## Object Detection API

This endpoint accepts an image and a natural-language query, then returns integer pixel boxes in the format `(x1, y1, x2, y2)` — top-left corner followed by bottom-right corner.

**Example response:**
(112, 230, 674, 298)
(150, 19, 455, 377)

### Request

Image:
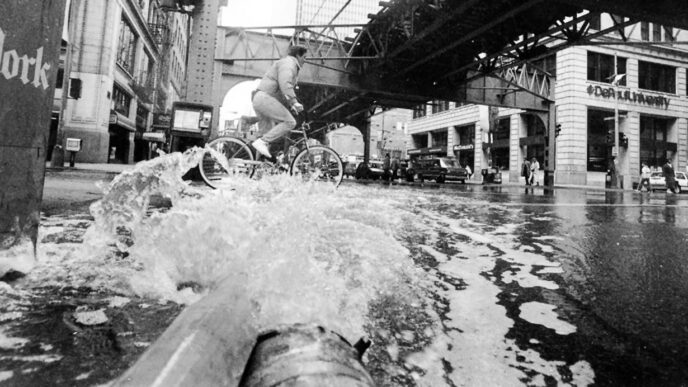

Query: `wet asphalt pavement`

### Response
(2, 171, 688, 386)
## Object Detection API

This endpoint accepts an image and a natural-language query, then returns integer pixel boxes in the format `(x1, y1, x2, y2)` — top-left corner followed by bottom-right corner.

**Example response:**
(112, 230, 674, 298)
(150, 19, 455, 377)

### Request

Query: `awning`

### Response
(141, 132, 166, 143)
(109, 110, 136, 132)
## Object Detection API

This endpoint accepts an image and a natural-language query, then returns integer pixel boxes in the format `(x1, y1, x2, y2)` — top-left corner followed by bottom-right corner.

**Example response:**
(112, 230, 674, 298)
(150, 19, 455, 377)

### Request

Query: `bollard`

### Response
(0, 0, 67, 277)
(239, 324, 375, 387)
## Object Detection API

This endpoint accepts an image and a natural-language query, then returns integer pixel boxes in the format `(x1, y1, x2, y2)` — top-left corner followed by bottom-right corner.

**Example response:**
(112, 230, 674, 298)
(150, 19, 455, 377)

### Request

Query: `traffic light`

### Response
(619, 132, 628, 148)
(606, 129, 614, 144)
(555, 124, 562, 137)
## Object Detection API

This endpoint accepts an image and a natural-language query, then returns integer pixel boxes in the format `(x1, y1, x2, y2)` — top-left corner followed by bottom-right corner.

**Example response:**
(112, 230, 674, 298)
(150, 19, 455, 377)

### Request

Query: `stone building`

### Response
(51, 0, 191, 164)
(406, 15, 688, 187)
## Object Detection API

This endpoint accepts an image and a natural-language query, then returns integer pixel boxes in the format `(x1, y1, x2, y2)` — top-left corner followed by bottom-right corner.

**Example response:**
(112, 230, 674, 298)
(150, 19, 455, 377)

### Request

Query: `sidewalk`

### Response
(45, 162, 135, 175)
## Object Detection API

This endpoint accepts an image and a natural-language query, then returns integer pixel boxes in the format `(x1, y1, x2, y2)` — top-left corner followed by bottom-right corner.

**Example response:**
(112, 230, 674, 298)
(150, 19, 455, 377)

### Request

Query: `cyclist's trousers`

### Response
(252, 90, 297, 144)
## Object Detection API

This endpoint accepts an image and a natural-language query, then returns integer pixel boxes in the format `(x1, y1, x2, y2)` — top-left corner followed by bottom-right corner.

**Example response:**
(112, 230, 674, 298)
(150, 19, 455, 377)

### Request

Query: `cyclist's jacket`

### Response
(256, 55, 301, 108)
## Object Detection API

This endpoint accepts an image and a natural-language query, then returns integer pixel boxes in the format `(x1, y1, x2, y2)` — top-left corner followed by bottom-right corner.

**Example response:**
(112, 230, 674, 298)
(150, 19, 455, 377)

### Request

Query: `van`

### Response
(406, 157, 468, 183)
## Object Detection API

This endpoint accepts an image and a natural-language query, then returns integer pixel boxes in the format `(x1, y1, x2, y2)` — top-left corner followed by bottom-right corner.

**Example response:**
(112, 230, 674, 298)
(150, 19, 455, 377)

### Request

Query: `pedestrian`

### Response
(391, 157, 400, 181)
(530, 157, 540, 186)
(464, 162, 472, 180)
(663, 159, 677, 194)
(383, 153, 391, 181)
(522, 158, 531, 186)
(637, 162, 651, 192)
(251, 45, 308, 158)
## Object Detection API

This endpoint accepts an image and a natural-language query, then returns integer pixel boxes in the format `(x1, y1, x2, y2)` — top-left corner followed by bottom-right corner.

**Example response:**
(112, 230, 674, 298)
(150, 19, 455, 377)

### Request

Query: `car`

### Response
(344, 161, 357, 178)
(649, 171, 687, 193)
(406, 157, 468, 183)
(355, 160, 385, 180)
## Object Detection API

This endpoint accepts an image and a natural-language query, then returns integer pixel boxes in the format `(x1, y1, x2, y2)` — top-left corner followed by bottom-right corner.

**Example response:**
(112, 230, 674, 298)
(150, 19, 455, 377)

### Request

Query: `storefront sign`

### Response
(408, 147, 447, 155)
(453, 144, 474, 151)
(153, 113, 171, 127)
(141, 132, 166, 143)
(586, 84, 670, 109)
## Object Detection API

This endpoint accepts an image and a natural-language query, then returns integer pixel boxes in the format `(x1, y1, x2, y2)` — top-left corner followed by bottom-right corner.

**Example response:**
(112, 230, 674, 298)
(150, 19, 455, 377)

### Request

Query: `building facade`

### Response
(52, 0, 191, 164)
(406, 16, 688, 187)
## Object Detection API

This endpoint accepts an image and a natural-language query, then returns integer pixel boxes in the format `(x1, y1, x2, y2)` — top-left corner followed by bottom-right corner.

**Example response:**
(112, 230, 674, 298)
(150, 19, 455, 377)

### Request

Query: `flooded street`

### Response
(2, 156, 688, 386)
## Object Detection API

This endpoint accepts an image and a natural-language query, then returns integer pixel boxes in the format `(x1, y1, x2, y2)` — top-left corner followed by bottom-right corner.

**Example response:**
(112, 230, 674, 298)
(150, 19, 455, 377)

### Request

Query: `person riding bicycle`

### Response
(251, 45, 308, 158)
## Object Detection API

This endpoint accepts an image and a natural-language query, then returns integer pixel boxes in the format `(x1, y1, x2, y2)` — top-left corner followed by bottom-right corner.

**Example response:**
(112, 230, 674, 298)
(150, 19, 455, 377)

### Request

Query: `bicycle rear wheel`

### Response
(289, 145, 344, 187)
(200, 137, 255, 189)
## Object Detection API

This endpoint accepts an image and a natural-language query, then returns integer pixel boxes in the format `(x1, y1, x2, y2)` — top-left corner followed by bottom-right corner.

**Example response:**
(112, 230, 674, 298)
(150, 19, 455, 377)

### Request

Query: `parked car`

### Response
(406, 157, 468, 183)
(344, 161, 358, 178)
(649, 171, 687, 193)
(355, 160, 385, 180)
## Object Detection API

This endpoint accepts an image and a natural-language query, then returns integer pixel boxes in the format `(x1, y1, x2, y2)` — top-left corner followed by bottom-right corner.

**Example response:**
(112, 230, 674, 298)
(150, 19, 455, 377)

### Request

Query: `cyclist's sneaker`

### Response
(252, 138, 272, 158)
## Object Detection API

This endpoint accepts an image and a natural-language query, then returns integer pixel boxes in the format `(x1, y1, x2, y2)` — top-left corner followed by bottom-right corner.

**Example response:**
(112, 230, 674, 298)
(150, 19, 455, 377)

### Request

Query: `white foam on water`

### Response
(15, 150, 597, 385)
(0, 371, 13, 382)
(520, 301, 577, 335)
(399, 197, 594, 386)
(0, 328, 29, 350)
(537, 267, 565, 275)
(28, 151, 425, 345)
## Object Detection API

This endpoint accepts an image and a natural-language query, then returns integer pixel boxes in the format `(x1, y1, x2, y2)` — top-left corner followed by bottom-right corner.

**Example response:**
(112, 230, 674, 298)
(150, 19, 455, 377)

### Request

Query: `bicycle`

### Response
(198, 117, 344, 189)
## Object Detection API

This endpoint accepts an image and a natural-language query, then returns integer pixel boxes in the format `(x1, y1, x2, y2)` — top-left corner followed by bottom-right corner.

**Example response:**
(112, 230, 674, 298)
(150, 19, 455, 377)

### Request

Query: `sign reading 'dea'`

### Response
(586, 84, 670, 109)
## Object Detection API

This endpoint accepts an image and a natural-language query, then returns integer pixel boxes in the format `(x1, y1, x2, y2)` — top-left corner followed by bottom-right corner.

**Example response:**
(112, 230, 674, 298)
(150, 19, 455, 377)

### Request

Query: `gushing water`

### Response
(6, 149, 622, 385)
(79, 150, 424, 343)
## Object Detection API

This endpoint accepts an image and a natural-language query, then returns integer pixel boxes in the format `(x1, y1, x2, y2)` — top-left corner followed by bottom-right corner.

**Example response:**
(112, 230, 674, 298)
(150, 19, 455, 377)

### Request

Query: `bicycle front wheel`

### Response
(289, 146, 344, 187)
(200, 137, 255, 189)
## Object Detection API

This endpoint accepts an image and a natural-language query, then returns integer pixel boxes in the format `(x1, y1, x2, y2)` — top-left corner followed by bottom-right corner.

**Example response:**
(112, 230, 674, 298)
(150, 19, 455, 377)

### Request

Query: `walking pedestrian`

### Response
(391, 157, 400, 181)
(637, 162, 651, 192)
(530, 157, 540, 186)
(663, 159, 677, 194)
(521, 158, 531, 186)
(464, 162, 472, 180)
(383, 153, 391, 182)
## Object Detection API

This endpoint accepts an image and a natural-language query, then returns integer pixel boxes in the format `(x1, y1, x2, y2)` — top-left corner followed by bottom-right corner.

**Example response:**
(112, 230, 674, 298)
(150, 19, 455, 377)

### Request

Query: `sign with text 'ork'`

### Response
(0, 0, 66, 276)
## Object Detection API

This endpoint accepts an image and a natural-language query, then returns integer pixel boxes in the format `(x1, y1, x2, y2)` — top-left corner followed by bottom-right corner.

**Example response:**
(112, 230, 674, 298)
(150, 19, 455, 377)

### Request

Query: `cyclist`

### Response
(251, 45, 308, 158)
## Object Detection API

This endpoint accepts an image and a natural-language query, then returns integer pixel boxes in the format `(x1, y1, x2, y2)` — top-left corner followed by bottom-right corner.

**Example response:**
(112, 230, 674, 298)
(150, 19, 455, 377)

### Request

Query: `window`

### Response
(136, 105, 149, 130)
(455, 124, 475, 145)
(431, 130, 448, 147)
(412, 133, 428, 148)
(589, 13, 601, 31)
(587, 109, 613, 172)
(524, 114, 546, 137)
(493, 117, 510, 140)
(431, 100, 450, 114)
(640, 116, 670, 168)
(641, 22, 649, 41)
(55, 68, 64, 89)
(652, 23, 661, 42)
(490, 148, 509, 170)
(639, 61, 675, 93)
(664, 26, 675, 42)
(112, 85, 132, 116)
(413, 104, 427, 119)
(588, 52, 626, 85)
(117, 18, 138, 74)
